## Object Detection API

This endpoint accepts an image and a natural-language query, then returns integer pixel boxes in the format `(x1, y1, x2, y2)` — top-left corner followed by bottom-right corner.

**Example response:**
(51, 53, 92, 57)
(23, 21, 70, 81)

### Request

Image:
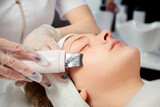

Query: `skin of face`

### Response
(62, 30, 141, 105)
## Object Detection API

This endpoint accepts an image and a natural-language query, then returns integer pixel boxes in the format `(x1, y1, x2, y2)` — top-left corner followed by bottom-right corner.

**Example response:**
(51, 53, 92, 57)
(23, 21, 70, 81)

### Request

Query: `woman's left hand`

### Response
(16, 25, 67, 87)
(23, 25, 61, 51)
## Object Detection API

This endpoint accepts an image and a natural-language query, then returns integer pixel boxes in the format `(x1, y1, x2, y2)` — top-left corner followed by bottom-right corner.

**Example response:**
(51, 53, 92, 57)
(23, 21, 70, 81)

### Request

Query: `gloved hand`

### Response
(0, 38, 47, 83)
(24, 24, 61, 51)
(22, 24, 68, 87)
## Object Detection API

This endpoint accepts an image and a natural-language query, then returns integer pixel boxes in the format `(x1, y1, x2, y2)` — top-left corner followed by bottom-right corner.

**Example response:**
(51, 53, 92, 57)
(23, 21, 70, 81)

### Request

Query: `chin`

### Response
(128, 46, 140, 58)
(123, 46, 141, 69)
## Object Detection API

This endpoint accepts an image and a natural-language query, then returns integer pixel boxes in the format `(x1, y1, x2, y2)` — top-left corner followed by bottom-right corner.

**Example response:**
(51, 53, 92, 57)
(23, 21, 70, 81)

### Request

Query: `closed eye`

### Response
(79, 44, 89, 52)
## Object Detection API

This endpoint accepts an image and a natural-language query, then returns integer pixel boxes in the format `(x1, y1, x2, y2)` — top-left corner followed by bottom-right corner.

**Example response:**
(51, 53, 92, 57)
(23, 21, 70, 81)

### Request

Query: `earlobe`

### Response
(79, 89, 88, 101)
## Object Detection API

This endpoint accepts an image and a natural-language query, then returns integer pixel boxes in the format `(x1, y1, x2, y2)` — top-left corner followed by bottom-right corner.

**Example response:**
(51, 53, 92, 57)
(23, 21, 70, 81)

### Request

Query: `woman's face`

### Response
(62, 30, 140, 92)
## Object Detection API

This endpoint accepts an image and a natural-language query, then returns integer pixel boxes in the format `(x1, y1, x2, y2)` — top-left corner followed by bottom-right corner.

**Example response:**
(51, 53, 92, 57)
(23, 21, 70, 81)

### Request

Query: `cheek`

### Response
(69, 46, 140, 90)
(82, 46, 115, 73)
(82, 46, 140, 76)
(69, 47, 111, 88)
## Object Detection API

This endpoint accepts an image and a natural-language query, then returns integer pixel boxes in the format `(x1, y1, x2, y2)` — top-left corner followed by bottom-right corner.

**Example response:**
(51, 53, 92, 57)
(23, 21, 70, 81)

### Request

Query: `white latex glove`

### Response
(0, 38, 46, 83)
(23, 25, 68, 87)
(24, 24, 61, 51)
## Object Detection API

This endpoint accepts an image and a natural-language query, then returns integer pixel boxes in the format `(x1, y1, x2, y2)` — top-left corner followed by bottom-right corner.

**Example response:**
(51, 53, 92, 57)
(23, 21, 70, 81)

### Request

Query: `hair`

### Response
(24, 71, 73, 107)
(24, 82, 53, 107)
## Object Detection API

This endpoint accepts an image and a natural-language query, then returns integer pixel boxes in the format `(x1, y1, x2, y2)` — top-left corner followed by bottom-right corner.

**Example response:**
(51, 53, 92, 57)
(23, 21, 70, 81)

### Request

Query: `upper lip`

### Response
(110, 40, 121, 50)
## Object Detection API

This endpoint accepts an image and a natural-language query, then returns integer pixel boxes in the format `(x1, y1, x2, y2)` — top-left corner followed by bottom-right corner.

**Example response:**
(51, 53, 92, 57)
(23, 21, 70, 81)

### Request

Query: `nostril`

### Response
(104, 33, 108, 40)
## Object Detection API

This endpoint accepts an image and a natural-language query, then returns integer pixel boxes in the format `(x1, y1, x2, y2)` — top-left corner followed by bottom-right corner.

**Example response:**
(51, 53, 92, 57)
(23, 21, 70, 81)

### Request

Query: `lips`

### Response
(110, 40, 122, 50)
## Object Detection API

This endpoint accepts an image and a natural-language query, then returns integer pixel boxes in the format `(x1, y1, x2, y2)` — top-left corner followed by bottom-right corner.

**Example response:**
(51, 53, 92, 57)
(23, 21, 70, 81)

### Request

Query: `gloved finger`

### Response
(0, 74, 23, 81)
(0, 65, 28, 81)
(15, 81, 26, 86)
(0, 38, 48, 66)
(41, 47, 50, 51)
(48, 41, 59, 50)
(40, 74, 51, 88)
(31, 42, 49, 51)
(51, 72, 69, 81)
(40, 40, 59, 51)
(0, 74, 21, 81)
(11, 45, 49, 66)
(0, 51, 42, 82)
(0, 74, 11, 80)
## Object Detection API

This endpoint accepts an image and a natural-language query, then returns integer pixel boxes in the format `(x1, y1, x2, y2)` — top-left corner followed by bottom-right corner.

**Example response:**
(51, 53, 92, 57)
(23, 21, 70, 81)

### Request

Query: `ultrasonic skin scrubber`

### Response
(21, 50, 83, 73)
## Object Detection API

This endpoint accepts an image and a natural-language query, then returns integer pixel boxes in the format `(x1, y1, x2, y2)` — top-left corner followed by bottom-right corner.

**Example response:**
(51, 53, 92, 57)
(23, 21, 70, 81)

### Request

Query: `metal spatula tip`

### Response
(65, 53, 83, 68)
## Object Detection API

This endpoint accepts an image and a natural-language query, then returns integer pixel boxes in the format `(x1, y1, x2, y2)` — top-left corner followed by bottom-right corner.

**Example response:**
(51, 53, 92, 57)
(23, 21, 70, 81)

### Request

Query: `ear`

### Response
(78, 89, 88, 101)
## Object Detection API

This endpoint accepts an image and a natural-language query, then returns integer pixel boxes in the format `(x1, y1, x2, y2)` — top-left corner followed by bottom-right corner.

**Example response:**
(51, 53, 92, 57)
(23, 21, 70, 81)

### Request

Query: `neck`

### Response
(87, 75, 144, 107)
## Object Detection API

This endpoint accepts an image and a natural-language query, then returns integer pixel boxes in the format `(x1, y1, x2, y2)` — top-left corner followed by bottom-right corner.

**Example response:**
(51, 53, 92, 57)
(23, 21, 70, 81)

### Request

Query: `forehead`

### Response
(62, 33, 96, 50)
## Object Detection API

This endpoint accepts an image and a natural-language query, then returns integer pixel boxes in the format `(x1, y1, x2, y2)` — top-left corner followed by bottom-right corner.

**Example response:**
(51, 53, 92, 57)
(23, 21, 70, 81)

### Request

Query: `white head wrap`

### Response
(45, 34, 90, 107)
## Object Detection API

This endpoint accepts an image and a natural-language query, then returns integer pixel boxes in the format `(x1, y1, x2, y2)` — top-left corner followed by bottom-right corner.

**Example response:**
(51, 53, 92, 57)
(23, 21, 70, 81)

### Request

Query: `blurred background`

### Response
(52, 0, 160, 81)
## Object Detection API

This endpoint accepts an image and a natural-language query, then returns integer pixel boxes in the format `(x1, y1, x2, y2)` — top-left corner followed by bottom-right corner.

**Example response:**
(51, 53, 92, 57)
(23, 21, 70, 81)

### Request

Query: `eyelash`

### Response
(79, 44, 89, 52)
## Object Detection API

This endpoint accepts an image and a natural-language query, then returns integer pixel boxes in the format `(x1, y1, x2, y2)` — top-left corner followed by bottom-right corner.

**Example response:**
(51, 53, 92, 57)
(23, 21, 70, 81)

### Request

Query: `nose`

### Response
(97, 29, 113, 44)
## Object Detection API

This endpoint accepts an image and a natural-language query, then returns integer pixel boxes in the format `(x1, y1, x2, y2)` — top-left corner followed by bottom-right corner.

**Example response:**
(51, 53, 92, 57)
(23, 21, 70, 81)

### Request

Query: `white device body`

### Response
(22, 50, 65, 73)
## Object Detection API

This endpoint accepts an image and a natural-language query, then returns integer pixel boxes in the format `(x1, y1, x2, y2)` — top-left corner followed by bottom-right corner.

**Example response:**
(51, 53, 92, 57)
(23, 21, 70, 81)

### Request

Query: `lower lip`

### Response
(110, 40, 123, 50)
